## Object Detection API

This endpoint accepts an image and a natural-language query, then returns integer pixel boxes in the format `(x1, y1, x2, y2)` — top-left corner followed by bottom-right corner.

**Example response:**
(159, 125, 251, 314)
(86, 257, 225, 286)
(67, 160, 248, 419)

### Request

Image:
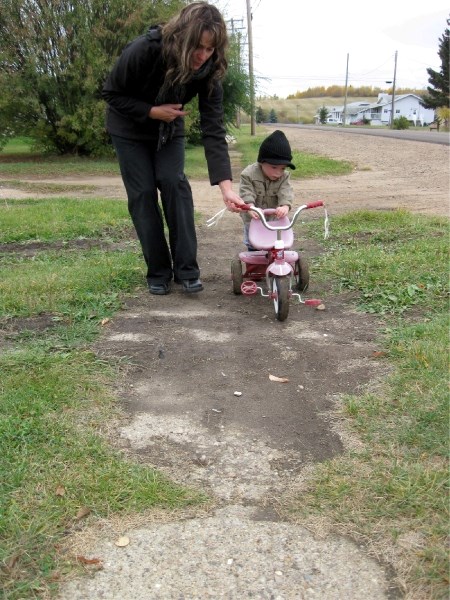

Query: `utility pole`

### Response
(245, 0, 256, 135)
(390, 50, 398, 129)
(342, 53, 349, 126)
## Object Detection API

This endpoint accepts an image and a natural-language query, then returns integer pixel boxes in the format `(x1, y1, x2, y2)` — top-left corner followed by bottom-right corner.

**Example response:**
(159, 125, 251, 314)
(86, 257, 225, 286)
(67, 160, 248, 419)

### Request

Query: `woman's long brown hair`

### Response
(162, 2, 228, 90)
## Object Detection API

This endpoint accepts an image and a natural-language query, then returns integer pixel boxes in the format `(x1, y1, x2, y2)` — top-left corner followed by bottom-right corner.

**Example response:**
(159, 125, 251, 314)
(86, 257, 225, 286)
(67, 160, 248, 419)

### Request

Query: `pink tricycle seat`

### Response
(248, 216, 294, 250)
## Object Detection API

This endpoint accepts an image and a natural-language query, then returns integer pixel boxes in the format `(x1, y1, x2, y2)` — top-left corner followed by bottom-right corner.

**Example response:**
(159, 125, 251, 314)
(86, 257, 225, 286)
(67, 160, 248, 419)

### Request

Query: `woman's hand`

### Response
(218, 180, 245, 212)
(149, 104, 189, 123)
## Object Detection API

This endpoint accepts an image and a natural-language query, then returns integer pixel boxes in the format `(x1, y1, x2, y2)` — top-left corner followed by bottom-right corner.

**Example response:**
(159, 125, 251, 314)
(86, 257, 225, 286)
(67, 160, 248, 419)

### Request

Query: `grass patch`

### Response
(289, 210, 449, 599)
(1, 137, 37, 155)
(185, 143, 210, 178)
(0, 248, 143, 319)
(0, 156, 121, 177)
(1, 197, 132, 243)
(310, 210, 448, 314)
(0, 197, 205, 598)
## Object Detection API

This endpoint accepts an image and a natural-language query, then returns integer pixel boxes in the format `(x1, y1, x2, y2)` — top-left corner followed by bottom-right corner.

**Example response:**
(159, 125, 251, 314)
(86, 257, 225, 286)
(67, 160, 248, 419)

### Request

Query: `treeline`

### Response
(285, 85, 425, 99)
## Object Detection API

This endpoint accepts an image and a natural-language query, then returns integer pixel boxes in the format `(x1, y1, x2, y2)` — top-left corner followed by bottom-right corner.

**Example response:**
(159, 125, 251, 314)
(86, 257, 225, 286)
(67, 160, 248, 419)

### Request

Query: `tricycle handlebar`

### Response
(241, 201, 324, 231)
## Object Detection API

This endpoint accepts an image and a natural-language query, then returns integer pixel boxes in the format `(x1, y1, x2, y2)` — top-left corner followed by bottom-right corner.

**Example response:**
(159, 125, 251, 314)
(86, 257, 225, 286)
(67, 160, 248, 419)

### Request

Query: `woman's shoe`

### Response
(179, 278, 204, 293)
(148, 282, 170, 295)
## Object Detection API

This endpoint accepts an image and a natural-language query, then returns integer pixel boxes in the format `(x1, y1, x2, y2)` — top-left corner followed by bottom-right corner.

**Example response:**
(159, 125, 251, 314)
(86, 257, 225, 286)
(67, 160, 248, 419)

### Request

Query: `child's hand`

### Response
(276, 205, 289, 219)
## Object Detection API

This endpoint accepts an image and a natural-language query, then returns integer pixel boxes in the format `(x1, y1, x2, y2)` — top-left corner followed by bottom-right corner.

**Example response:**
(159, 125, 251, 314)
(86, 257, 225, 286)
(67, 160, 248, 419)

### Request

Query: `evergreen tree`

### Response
(421, 17, 450, 109)
(318, 105, 329, 124)
(255, 106, 266, 123)
(269, 108, 277, 123)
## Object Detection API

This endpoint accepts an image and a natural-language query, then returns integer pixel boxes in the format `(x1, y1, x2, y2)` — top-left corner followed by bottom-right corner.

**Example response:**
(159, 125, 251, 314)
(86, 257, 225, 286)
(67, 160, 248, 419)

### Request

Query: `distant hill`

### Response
(240, 96, 377, 125)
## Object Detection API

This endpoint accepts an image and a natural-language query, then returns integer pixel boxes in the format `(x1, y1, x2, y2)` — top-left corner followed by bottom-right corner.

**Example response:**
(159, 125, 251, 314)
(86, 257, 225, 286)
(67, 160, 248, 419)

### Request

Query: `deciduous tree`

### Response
(0, 0, 250, 155)
(0, 0, 183, 154)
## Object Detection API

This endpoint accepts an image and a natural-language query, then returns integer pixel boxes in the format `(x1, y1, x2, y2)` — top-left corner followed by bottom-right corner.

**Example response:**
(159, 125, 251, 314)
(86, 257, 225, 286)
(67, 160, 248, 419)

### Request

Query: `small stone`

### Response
(115, 536, 130, 547)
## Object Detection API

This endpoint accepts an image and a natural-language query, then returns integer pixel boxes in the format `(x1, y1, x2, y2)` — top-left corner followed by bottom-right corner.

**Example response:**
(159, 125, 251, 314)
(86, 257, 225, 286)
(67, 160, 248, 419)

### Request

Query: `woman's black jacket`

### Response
(102, 27, 232, 185)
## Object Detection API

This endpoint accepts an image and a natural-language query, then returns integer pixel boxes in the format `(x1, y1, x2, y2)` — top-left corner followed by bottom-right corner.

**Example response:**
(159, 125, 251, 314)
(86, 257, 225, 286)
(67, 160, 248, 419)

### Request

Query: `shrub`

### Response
(393, 116, 410, 129)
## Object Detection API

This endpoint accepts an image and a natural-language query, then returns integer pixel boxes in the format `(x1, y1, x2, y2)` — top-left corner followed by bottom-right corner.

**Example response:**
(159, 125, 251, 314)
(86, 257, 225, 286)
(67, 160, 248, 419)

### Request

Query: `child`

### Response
(239, 130, 295, 250)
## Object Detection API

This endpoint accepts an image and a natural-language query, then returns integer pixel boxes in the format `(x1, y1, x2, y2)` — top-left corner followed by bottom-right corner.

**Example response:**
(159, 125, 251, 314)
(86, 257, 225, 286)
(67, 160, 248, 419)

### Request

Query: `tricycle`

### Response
(230, 201, 325, 322)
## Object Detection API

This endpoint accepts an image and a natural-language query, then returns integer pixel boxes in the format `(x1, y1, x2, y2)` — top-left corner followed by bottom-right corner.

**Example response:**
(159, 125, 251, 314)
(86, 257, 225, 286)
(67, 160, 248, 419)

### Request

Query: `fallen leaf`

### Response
(372, 351, 386, 358)
(316, 304, 326, 311)
(101, 318, 110, 326)
(55, 485, 65, 497)
(76, 556, 102, 565)
(115, 535, 130, 547)
(5, 554, 20, 570)
(75, 506, 91, 521)
(269, 374, 289, 383)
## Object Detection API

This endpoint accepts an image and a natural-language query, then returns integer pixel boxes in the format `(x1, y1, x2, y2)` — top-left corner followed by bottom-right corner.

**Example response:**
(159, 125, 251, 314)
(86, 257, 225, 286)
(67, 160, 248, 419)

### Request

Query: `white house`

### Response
(315, 94, 435, 126)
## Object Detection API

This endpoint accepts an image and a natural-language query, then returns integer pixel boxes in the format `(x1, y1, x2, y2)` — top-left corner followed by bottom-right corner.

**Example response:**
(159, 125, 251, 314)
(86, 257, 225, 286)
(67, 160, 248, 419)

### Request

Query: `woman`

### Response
(102, 1, 244, 295)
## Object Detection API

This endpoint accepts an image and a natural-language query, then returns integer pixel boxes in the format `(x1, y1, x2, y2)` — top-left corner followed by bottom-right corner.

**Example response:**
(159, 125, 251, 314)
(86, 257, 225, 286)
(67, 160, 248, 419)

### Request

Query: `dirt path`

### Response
(4, 129, 448, 599)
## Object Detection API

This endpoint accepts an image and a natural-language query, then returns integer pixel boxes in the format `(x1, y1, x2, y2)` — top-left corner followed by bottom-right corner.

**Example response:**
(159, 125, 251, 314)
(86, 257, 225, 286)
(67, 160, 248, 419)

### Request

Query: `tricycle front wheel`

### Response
(271, 275, 290, 321)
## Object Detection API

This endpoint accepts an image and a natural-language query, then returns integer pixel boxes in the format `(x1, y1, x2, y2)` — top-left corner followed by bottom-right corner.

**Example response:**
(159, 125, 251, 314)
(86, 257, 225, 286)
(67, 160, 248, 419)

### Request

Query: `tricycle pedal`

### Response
(241, 281, 258, 296)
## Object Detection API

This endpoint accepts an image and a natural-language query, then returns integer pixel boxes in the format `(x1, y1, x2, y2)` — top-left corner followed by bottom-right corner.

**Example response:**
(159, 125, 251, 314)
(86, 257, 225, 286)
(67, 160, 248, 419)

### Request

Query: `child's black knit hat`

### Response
(257, 130, 296, 170)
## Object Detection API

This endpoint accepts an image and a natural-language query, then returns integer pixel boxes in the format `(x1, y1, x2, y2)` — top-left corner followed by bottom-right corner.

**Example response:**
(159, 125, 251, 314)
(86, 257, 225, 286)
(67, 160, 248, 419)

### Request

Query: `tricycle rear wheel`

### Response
(231, 255, 243, 295)
(294, 256, 309, 292)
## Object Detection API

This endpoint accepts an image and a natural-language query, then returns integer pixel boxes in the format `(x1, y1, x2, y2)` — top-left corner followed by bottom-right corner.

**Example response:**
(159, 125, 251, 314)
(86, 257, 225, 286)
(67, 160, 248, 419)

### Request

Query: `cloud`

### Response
(383, 10, 448, 48)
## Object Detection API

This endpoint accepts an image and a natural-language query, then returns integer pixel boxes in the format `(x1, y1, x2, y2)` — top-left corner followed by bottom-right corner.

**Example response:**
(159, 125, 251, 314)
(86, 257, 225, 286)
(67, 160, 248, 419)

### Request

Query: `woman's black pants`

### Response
(111, 134, 199, 286)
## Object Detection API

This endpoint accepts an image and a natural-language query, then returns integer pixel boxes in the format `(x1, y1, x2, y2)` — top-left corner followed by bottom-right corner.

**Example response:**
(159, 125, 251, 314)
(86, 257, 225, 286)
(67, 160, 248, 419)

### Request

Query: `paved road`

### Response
(280, 123, 450, 145)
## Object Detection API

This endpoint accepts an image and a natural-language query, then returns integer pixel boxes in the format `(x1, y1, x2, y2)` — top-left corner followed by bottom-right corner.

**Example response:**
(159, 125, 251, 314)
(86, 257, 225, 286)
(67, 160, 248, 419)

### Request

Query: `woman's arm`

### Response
(219, 180, 245, 211)
(102, 36, 159, 123)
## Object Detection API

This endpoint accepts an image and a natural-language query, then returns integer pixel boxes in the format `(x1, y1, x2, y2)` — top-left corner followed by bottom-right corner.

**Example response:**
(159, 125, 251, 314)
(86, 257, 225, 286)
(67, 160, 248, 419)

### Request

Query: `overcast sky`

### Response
(215, 0, 449, 97)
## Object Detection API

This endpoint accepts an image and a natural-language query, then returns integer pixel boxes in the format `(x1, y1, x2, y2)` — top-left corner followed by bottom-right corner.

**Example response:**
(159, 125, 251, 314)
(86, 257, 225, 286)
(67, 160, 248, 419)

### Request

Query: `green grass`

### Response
(310, 210, 448, 314)
(1, 249, 143, 319)
(0, 196, 205, 599)
(1, 197, 132, 243)
(0, 156, 121, 177)
(290, 210, 450, 599)
(1, 137, 37, 154)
